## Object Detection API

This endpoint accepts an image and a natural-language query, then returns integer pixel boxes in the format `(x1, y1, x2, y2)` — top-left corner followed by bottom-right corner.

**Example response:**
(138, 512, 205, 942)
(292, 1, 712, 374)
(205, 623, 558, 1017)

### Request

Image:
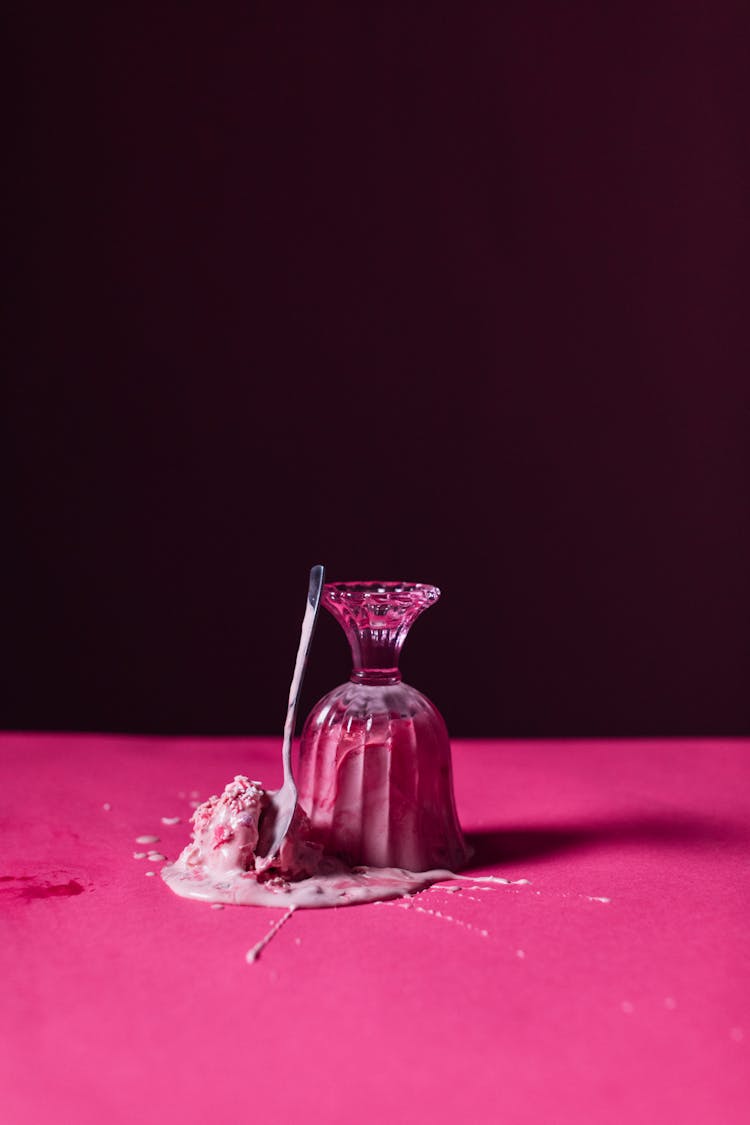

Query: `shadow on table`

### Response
(464, 813, 749, 868)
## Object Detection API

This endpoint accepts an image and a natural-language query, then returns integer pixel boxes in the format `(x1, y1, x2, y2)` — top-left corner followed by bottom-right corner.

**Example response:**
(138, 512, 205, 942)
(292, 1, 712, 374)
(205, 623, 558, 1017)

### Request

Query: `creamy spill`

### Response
(450, 875, 530, 886)
(162, 856, 462, 909)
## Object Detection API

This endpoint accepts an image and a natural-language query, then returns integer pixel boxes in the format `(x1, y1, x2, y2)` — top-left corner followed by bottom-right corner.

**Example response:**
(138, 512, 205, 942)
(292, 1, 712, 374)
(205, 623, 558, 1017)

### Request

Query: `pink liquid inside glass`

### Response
(298, 582, 469, 872)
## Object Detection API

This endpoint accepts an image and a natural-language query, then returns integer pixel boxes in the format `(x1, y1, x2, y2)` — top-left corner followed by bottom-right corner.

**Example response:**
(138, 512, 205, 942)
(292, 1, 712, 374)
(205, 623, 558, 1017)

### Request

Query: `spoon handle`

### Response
(281, 564, 325, 789)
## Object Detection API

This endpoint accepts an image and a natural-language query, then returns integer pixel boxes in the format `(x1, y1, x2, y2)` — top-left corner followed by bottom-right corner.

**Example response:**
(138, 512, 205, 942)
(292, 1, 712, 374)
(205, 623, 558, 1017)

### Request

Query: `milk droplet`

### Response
(210, 903, 224, 910)
(135, 835, 160, 844)
(102, 803, 112, 811)
(145, 871, 156, 877)
(147, 853, 167, 862)
(161, 817, 181, 826)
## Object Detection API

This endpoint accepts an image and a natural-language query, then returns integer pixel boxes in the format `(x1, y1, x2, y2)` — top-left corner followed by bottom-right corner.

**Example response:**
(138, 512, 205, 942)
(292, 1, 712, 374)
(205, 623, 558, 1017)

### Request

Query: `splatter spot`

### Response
(161, 816, 181, 826)
(135, 835, 160, 845)
(4, 879, 87, 901)
(395, 899, 489, 937)
(427, 885, 483, 903)
(246, 906, 297, 964)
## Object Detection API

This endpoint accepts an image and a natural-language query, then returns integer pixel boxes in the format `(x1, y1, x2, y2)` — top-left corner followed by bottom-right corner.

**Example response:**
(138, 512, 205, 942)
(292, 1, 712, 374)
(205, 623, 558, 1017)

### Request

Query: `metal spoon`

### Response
(256, 563, 325, 866)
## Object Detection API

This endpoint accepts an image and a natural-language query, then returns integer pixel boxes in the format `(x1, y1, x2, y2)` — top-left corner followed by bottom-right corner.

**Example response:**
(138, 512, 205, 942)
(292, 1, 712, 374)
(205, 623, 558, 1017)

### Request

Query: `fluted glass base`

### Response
(298, 680, 469, 872)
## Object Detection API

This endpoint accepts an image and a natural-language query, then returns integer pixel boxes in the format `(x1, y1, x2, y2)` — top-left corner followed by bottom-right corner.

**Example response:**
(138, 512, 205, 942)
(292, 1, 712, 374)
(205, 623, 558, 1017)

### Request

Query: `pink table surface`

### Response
(1, 735, 748, 1125)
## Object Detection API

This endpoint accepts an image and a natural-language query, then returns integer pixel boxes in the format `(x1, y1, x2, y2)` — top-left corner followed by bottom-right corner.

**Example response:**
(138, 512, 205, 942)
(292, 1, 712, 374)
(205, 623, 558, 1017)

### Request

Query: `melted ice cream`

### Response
(161, 775, 460, 909)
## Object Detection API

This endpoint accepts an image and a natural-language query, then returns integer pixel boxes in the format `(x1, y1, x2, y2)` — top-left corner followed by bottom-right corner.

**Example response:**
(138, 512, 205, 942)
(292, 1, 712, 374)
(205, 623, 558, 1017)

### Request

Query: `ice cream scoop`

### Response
(174, 775, 322, 884)
(255, 563, 325, 868)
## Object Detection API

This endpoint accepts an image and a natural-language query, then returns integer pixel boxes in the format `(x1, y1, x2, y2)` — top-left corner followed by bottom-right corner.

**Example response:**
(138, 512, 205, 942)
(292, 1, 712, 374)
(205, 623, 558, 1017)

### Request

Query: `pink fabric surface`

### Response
(1, 735, 748, 1125)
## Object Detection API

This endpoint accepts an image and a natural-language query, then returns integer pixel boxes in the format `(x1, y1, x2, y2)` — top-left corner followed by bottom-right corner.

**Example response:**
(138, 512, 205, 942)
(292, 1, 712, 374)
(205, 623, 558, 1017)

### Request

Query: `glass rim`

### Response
(324, 580, 440, 599)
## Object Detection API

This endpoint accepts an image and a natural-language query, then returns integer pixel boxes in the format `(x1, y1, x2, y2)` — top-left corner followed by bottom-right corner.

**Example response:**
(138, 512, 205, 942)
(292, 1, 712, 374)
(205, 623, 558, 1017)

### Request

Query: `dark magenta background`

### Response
(4, 4, 749, 736)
